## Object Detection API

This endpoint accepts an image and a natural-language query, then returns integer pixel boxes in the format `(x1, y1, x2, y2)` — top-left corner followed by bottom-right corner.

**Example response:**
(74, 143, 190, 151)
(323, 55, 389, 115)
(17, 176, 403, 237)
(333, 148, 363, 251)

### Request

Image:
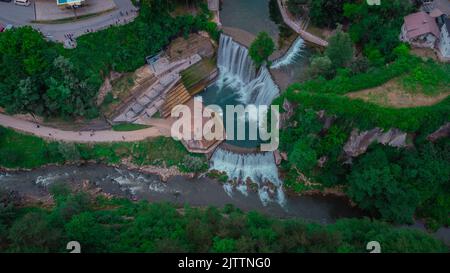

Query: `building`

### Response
(439, 18, 450, 57)
(56, 0, 85, 6)
(400, 11, 441, 48)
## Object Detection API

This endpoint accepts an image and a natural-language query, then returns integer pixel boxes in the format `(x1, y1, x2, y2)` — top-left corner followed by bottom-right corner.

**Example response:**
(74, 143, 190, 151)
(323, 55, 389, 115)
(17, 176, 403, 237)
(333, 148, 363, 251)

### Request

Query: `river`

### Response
(0, 164, 361, 224)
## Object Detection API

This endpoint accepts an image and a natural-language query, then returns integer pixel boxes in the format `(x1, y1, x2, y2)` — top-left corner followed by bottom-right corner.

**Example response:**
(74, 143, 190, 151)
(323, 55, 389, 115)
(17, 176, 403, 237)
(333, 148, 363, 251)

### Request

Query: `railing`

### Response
(277, 0, 328, 47)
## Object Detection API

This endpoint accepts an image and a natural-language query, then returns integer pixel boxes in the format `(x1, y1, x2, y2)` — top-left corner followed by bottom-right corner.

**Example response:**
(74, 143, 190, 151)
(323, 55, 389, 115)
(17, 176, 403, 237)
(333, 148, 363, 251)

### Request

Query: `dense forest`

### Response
(0, 189, 447, 253)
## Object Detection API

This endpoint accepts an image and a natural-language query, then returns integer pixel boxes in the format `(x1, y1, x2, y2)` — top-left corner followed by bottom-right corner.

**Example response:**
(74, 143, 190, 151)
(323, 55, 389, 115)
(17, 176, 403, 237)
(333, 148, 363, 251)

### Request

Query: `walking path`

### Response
(0, 113, 169, 143)
(277, 0, 328, 47)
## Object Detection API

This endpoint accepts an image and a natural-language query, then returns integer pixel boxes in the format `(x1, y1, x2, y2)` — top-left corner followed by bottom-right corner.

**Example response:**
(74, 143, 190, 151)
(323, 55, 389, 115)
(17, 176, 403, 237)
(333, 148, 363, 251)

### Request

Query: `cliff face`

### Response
(343, 128, 410, 158)
(427, 122, 450, 142)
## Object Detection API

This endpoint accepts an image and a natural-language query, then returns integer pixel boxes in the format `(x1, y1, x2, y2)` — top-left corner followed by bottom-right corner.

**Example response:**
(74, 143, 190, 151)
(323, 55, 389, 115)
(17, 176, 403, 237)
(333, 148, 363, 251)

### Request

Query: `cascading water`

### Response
(217, 34, 256, 85)
(208, 34, 285, 206)
(270, 37, 305, 69)
(210, 148, 285, 206)
(216, 34, 280, 106)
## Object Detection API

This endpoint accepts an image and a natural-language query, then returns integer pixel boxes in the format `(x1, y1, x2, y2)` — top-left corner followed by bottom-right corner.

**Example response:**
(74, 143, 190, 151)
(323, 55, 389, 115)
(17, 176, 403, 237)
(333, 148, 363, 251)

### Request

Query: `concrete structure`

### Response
(57, 0, 85, 6)
(276, 0, 328, 47)
(439, 18, 450, 57)
(400, 11, 440, 48)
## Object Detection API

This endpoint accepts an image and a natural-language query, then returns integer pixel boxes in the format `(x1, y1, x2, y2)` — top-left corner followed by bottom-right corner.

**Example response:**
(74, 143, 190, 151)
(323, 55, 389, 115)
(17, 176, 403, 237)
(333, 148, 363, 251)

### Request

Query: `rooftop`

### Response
(403, 11, 440, 39)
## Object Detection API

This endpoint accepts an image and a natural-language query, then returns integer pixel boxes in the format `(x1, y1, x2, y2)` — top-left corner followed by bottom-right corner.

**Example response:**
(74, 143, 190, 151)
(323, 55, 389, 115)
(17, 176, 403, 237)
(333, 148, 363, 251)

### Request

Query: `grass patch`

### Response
(0, 127, 63, 168)
(0, 126, 207, 172)
(112, 123, 150, 132)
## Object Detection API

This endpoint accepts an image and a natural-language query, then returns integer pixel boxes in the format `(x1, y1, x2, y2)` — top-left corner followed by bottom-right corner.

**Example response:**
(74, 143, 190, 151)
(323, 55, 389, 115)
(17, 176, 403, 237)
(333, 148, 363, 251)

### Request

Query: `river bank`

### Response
(1, 163, 449, 246)
(0, 163, 361, 224)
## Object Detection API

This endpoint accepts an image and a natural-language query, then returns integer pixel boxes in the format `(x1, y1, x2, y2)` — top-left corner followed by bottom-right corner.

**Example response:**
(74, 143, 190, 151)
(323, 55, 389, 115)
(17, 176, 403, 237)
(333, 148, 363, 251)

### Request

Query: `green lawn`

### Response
(112, 123, 151, 132)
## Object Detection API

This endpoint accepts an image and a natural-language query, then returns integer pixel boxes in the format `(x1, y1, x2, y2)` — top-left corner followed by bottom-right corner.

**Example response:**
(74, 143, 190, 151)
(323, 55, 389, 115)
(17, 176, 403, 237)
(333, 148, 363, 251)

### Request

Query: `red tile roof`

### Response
(403, 11, 440, 40)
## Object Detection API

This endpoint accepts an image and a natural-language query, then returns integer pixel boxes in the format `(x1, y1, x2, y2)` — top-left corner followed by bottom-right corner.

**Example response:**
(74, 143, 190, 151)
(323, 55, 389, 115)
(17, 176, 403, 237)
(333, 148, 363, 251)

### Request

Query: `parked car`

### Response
(14, 0, 30, 6)
(0, 24, 4, 33)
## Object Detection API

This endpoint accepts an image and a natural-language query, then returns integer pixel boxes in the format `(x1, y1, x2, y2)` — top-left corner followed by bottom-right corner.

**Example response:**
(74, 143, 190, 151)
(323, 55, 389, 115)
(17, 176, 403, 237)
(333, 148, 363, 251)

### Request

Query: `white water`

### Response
(210, 35, 286, 206)
(270, 37, 305, 69)
(210, 148, 286, 206)
(216, 34, 280, 105)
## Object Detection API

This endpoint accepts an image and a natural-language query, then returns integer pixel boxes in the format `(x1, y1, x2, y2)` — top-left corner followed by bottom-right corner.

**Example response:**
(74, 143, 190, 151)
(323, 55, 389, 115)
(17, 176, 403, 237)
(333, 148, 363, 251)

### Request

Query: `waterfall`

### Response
(217, 34, 280, 106)
(211, 34, 285, 206)
(218, 34, 256, 85)
(210, 148, 286, 206)
(270, 37, 305, 69)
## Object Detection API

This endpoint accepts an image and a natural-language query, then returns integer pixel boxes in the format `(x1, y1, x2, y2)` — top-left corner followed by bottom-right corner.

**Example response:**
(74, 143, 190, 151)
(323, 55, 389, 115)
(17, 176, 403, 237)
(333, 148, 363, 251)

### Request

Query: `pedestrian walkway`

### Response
(277, 0, 328, 47)
(0, 113, 169, 143)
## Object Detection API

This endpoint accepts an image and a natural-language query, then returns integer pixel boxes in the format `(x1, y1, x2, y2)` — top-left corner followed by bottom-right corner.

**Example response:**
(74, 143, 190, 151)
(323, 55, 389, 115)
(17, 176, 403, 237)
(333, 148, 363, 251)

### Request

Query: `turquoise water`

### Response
(221, 0, 279, 41)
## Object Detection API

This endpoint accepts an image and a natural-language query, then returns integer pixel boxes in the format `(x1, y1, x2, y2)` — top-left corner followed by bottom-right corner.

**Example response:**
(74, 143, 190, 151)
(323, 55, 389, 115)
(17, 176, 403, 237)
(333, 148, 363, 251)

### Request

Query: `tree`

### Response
(309, 0, 354, 28)
(8, 212, 62, 252)
(344, 0, 413, 58)
(308, 56, 333, 79)
(325, 26, 354, 68)
(346, 146, 419, 224)
(287, 0, 308, 17)
(249, 32, 275, 67)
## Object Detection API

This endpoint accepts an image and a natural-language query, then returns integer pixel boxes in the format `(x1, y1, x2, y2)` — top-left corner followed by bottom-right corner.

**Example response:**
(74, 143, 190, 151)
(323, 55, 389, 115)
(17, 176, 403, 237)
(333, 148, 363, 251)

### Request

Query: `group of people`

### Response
(35, 124, 128, 141)
(64, 33, 76, 48)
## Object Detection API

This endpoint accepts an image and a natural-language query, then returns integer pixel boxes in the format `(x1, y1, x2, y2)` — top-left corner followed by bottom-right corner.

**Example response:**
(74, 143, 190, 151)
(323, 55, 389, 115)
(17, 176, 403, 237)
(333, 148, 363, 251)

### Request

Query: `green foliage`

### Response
(343, 0, 413, 59)
(402, 62, 450, 95)
(308, 0, 354, 28)
(0, 194, 446, 253)
(308, 56, 333, 79)
(286, 0, 309, 17)
(346, 146, 419, 224)
(112, 123, 150, 132)
(330, 218, 448, 253)
(325, 26, 354, 68)
(0, 126, 207, 172)
(249, 32, 275, 67)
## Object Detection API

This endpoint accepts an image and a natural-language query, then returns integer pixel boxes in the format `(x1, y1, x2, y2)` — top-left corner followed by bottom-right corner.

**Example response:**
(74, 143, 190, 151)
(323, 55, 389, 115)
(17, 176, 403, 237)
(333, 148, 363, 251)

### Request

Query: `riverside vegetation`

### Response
(0, 188, 447, 253)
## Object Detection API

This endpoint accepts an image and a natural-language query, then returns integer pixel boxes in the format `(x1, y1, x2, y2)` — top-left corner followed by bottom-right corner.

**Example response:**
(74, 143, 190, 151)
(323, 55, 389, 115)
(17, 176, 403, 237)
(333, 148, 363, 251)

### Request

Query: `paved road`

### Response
(0, 0, 137, 42)
(0, 113, 170, 143)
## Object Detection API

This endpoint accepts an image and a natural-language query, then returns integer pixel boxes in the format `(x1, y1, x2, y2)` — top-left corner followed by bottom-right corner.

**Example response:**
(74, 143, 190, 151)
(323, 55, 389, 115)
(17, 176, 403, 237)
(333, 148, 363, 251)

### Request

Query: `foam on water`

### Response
(210, 148, 285, 206)
(271, 37, 305, 69)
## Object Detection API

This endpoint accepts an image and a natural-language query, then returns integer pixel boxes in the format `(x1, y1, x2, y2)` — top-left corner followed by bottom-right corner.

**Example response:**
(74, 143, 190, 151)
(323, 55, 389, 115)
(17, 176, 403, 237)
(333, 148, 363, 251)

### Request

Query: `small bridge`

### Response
(277, 0, 328, 47)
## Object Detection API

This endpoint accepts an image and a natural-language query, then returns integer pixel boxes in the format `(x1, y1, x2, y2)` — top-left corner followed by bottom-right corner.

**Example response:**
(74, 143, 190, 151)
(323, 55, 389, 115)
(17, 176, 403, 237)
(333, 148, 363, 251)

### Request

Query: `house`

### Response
(439, 18, 450, 57)
(400, 11, 441, 48)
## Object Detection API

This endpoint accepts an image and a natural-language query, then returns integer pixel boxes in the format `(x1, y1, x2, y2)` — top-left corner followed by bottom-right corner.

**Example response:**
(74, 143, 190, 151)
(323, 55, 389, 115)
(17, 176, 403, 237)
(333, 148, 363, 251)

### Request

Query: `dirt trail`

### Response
(346, 80, 450, 108)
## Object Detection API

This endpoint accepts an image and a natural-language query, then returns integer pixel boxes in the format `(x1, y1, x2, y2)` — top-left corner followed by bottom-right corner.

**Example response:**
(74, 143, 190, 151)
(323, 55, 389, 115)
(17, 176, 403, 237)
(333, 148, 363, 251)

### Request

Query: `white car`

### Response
(14, 0, 31, 6)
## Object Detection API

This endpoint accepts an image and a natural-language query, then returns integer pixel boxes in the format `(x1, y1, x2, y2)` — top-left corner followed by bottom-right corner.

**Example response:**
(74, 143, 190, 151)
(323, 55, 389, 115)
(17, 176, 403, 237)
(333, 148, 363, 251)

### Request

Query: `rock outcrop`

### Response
(280, 98, 298, 129)
(427, 123, 450, 142)
(316, 110, 336, 136)
(343, 128, 409, 158)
